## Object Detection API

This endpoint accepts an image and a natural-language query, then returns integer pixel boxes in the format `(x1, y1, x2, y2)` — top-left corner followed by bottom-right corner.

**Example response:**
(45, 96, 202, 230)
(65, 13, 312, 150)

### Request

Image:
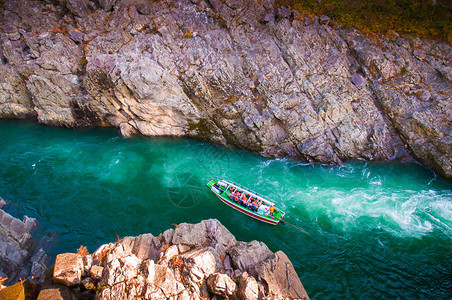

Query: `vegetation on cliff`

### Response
(278, 0, 452, 44)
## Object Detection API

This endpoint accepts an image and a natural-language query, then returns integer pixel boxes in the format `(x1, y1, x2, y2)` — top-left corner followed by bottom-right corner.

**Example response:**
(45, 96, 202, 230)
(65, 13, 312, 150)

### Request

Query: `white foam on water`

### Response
(282, 181, 452, 239)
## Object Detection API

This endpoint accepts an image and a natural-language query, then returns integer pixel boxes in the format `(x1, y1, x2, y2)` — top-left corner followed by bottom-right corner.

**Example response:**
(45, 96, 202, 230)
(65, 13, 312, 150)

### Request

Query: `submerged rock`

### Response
(40, 219, 309, 299)
(0, 0, 450, 177)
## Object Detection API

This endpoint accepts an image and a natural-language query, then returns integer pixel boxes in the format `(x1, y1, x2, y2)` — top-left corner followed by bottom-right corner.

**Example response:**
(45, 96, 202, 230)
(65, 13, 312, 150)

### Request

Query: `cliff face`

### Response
(0, 0, 451, 177)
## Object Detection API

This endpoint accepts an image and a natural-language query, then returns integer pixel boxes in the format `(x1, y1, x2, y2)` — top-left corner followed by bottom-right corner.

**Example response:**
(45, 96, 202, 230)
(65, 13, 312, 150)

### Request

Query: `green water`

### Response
(1, 120, 451, 299)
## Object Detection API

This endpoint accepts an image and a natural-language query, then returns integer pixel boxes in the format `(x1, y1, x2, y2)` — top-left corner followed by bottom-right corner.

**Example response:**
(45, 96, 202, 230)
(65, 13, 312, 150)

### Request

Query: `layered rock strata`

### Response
(0, 0, 450, 176)
(0, 198, 49, 285)
(44, 219, 309, 299)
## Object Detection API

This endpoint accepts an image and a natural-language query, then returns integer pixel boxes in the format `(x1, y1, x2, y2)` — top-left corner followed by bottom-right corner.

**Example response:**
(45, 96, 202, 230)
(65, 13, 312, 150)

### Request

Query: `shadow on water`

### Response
(0, 120, 451, 299)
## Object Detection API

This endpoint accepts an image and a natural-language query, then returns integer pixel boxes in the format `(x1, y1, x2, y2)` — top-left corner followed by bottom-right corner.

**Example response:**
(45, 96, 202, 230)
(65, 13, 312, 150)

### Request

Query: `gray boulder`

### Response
(228, 240, 275, 274)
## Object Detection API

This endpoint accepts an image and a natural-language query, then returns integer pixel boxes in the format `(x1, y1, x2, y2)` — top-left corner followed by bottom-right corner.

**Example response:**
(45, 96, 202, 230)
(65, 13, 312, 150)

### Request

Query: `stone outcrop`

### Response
(0, 0, 450, 177)
(43, 219, 309, 299)
(0, 198, 50, 285)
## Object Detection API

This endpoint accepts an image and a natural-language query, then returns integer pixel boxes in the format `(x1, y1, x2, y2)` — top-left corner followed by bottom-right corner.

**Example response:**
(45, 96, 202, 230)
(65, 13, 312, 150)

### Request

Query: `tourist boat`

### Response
(206, 179, 285, 225)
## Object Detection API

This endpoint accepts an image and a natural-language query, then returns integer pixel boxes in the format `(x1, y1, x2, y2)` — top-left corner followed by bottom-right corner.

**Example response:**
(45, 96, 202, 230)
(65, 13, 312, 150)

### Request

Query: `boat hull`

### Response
(214, 193, 280, 225)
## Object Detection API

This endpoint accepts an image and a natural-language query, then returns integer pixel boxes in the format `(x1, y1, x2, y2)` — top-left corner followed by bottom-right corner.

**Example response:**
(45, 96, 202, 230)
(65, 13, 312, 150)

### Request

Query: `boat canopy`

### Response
(218, 179, 276, 207)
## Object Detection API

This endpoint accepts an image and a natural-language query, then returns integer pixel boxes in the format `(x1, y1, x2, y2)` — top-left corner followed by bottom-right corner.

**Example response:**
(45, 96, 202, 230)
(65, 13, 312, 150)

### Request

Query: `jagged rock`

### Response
(0, 207, 49, 285)
(179, 248, 218, 283)
(413, 49, 426, 60)
(98, 0, 116, 11)
(132, 233, 161, 261)
(53, 253, 84, 286)
(253, 251, 309, 300)
(238, 272, 259, 300)
(161, 228, 174, 245)
(89, 265, 103, 281)
(172, 219, 237, 268)
(136, 2, 152, 15)
(43, 219, 308, 299)
(0, 198, 5, 209)
(228, 240, 275, 274)
(319, 15, 330, 25)
(69, 30, 84, 43)
(0, 63, 35, 119)
(207, 273, 237, 297)
(276, 6, 292, 18)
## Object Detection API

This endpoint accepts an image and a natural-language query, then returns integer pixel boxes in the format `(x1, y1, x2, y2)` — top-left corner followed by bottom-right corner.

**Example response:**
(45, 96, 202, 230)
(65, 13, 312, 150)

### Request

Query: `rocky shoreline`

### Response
(1, 215, 309, 299)
(0, 198, 49, 286)
(0, 0, 450, 177)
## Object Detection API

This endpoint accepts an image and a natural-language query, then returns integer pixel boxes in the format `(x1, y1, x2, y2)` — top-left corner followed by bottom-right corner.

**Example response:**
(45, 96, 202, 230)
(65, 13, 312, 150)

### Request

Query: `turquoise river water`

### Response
(0, 120, 451, 299)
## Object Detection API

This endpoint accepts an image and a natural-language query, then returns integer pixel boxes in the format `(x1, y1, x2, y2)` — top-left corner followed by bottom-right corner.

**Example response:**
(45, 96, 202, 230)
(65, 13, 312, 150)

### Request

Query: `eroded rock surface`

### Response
(43, 219, 309, 299)
(0, 198, 50, 285)
(0, 0, 450, 176)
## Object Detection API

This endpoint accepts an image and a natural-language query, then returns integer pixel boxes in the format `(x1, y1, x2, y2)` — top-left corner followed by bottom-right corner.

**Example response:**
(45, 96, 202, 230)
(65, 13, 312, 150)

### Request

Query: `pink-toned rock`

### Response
(132, 233, 161, 261)
(53, 253, 84, 286)
(254, 251, 309, 300)
(207, 273, 237, 297)
(238, 272, 259, 300)
(89, 265, 104, 281)
(179, 249, 217, 283)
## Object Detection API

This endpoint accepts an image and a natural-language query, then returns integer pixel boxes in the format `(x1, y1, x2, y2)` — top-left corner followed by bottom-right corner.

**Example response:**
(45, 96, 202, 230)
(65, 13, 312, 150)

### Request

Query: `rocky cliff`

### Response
(0, 0, 451, 177)
(37, 219, 309, 299)
(0, 198, 49, 286)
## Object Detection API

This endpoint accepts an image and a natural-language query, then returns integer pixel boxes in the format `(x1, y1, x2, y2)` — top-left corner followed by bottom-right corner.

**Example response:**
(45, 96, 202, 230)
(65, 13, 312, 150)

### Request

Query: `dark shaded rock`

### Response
(253, 251, 309, 299)
(69, 30, 84, 43)
(65, 0, 90, 18)
(319, 15, 330, 25)
(276, 6, 292, 18)
(263, 13, 275, 22)
(0, 207, 49, 285)
(413, 49, 426, 60)
(136, 2, 152, 15)
(98, 0, 116, 11)
(228, 240, 274, 274)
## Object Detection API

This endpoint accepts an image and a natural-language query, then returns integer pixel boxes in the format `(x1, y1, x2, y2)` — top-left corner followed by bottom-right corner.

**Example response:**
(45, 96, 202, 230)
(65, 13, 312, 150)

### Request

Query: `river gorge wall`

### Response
(0, 0, 451, 177)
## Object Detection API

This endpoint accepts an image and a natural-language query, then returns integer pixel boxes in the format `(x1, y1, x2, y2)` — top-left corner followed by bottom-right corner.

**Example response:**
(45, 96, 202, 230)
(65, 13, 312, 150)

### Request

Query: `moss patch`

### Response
(277, 0, 452, 44)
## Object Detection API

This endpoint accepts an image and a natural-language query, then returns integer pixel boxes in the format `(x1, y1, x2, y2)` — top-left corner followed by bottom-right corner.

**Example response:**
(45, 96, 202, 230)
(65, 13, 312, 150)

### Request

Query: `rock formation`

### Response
(40, 219, 309, 299)
(0, 0, 450, 177)
(0, 198, 50, 285)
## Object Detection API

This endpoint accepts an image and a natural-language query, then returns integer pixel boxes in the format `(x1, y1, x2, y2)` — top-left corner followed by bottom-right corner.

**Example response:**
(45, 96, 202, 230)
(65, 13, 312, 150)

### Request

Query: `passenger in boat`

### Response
(251, 199, 259, 211)
(269, 206, 276, 216)
(240, 193, 248, 206)
(246, 196, 253, 209)
(249, 198, 255, 211)
(233, 192, 240, 203)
